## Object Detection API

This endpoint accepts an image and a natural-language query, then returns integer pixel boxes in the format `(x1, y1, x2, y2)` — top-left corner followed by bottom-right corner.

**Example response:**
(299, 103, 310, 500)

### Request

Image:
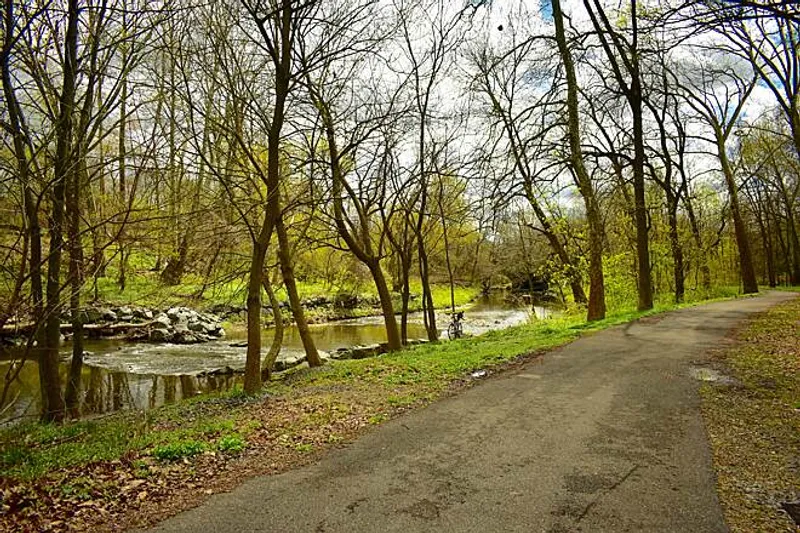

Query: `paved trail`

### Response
(144, 292, 797, 533)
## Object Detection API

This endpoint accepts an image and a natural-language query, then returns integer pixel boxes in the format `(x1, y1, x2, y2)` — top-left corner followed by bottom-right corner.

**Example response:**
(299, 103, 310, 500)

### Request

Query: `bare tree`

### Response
(676, 55, 759, 293)
(551, 0, 607, 320)
(582, 0, 654, 310)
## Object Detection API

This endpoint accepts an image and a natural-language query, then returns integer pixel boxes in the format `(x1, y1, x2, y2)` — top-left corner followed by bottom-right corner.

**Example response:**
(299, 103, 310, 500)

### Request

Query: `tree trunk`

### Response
(2, 0, 46, 412)
(418, 241, 438, 341)
(261, 272, 283, 381)
(551, 0, 605, 320)
(41, 0, 81, 422)
(244, 229, 269, 394)
(117, 41, 129, 292)
(757, 210, 777, 287)
(400, 272, 411, 344)
(666, 194, 685, 303)
(276, 215, 322, 366)
(684, 198, 711, 290)
(436, 179, 457, 312)
(718, 140, 758, 293)
(65, 155, 85, 417)
(369, 261, 402, 351)
(631, 76, 654, 309)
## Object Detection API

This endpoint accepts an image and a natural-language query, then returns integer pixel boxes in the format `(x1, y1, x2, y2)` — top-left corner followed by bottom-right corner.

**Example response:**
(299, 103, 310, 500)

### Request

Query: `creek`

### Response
(0, 294, 554, 424)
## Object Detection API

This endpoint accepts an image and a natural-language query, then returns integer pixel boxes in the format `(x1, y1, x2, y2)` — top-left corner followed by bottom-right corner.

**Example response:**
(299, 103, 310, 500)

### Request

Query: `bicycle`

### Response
(447, 311, 464, 340)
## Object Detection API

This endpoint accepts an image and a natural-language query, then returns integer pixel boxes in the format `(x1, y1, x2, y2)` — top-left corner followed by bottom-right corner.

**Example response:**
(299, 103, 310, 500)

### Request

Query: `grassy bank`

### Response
(0, 290, 744, 532)
(86, 257, 481, 323)
(701, 296, 800, 533)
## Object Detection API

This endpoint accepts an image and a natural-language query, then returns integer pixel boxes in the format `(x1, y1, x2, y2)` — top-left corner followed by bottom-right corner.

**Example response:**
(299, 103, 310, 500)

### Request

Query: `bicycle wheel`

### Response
(447, 322, 458, 340)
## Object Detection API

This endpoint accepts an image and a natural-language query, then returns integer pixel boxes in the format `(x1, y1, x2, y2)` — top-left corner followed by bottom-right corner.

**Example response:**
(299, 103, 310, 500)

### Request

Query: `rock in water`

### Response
(153, 313, 171, 328)
(187, 319, 208, 333)
(150, 328, 172, 342)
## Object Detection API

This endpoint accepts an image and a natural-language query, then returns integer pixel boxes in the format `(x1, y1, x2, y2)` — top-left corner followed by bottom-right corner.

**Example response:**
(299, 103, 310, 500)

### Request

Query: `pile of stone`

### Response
(147, 307, 225, 344)
(329, 338, 428, 361)
(71, 305, 154, 324)
(65, 305, 225, 345)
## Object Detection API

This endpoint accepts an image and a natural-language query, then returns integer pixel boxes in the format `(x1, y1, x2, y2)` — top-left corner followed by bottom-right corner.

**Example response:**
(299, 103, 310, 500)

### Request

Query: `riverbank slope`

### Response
(0, 290, 776, 532)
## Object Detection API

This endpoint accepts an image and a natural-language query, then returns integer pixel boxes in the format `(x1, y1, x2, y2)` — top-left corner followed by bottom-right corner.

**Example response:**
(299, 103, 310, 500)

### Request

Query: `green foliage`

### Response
(82, 248, 480, 317)
(602, 252, 639, 313)
(152, 440, 206, 462)
(293, 443, 314, 453)
(217, 434, 246, 454)
(0, 288, 750, 483)
(0, 404, 247, 480)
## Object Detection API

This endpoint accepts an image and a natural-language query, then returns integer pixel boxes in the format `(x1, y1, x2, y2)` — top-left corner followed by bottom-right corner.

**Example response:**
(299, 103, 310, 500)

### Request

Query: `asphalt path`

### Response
(144, 291, 797, 533)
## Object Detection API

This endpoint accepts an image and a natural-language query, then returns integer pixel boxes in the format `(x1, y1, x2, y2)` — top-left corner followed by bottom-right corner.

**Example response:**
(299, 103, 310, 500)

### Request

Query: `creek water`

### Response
(0, 295, 553, 424)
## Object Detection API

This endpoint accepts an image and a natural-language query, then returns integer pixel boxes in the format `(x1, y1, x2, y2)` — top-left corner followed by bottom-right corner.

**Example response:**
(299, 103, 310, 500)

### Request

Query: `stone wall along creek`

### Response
(68, 305, 226, 344)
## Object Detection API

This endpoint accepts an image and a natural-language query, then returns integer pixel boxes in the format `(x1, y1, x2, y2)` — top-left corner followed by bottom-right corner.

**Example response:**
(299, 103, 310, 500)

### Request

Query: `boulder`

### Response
(100, 308, 117, 322)
(150, 328, 172, 342)
(333, 292, 359, 310)
(188, 319, 209, 333)
(198, 366, 236, 377)
(273, 354, 306, 371)
(166, 307, 188, 323)
(173, 330, 199, 344)
(132, 307, 153, 321)
(153, 313, 171, 328)
(348, 344, 383, 360)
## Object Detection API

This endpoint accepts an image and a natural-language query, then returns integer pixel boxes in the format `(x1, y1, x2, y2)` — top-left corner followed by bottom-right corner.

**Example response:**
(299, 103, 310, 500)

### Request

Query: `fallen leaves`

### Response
(0, 376, 453, 531)
(702, 298, 800, 533)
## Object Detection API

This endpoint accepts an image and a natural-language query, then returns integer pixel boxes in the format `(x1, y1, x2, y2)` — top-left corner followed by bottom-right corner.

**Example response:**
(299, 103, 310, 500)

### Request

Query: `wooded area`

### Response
(1, 0, 799, 422)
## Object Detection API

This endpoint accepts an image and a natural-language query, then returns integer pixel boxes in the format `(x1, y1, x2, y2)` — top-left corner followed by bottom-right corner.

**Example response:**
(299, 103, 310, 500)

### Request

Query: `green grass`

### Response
(280, 300, 702, 394)
(87, 252, 480, 316)
(774, 285, 800, 292)
(0, 287, 750, 483)
(0, 400, 251, 480)
(152, 440, 206, 462)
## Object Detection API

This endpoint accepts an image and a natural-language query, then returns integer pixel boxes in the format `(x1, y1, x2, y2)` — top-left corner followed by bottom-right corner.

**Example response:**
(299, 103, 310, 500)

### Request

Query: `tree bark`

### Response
(369, 261, 402, 350)
(718, 138, 758, 293)
(261, 273, 283, 381)
(42, 0, 81, 422)
(551, 0, 606, 320)
(667, 200, 685, 303)
(243, 225, 269, 394)
(276, 215, 322, 366)
(64, 156, 85, 418)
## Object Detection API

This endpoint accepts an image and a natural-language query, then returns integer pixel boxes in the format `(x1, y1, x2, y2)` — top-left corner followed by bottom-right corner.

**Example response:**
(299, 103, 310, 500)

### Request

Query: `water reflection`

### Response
(0, 360, 243, 423)
(1, 293, 552, 423)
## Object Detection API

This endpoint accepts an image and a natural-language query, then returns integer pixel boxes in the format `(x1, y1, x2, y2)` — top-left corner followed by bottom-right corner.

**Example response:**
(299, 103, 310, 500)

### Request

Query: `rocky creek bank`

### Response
(1, 306, 226, 345)
(205, 338, 430, 376)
